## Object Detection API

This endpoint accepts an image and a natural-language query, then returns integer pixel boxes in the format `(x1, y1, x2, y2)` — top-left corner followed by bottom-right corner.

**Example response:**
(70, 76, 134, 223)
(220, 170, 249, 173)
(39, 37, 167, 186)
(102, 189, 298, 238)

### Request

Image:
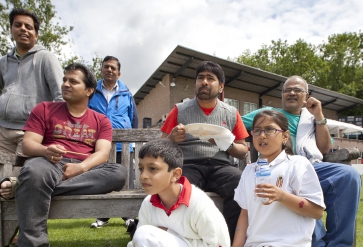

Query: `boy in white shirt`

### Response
(128, 138, 230, 247)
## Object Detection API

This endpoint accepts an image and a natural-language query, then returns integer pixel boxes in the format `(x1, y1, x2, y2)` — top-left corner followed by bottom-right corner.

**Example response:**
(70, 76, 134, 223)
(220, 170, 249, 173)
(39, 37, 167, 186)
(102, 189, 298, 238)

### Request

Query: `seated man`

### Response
(161, 61, 249, 241)
(0, 63, 126, 246)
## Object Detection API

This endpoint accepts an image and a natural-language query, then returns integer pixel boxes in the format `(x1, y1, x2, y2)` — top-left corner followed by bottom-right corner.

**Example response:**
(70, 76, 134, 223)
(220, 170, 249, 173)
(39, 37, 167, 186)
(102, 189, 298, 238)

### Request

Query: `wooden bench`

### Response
(0, 129, 224, 247)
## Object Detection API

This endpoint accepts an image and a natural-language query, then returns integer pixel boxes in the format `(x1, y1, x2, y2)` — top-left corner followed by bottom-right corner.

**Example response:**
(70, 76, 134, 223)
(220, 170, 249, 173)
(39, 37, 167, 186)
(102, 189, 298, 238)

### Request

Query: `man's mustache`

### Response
(198, 86, 210, 93)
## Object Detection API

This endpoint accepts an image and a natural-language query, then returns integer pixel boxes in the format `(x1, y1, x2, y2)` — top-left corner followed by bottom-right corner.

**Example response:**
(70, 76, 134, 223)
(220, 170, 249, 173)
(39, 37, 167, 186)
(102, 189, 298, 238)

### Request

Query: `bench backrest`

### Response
(0, 128, 247, 190)
(109, 129, 161, 190)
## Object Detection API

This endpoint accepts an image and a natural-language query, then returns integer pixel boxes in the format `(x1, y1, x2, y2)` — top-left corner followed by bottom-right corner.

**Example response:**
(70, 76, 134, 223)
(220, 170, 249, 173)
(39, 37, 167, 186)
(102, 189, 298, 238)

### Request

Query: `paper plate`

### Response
(185, 123, 231, 139)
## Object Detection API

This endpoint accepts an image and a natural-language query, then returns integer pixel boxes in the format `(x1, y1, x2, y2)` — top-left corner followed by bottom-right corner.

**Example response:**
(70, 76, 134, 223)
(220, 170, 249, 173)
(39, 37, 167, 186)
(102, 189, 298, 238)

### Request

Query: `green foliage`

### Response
(235, 31, 363, 115)
(90, 54, 103, 81)
(320, 32, 363, 96)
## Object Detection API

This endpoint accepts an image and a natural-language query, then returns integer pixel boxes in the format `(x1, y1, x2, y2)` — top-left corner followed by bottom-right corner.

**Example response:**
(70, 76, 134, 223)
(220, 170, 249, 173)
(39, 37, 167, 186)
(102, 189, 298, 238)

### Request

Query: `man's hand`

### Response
(45, 144, 66, 164)
(167, 124, 186, 143)
(304, 96, 324, 120)
(0, 181, 12, 199)
(208, 138, 216, 145)
(62, 162, 87, 180)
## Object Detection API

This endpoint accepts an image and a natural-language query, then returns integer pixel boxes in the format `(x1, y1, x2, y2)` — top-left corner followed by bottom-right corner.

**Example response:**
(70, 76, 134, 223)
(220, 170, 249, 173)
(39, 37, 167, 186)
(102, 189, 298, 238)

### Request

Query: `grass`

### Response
(10, 175, 363, 247)
(48, 218, 131, 247)
(11, 218, 131, 246)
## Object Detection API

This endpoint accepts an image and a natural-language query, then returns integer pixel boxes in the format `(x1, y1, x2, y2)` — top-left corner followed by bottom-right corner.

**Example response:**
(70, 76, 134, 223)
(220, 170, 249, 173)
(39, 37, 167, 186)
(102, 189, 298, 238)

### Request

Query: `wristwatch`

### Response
(227, 142, 234, 151)
(315, 118, 327, 125)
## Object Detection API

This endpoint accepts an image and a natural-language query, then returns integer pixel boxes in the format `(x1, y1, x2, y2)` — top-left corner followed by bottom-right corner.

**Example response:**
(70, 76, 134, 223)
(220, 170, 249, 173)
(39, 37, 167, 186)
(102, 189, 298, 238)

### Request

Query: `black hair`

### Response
(139, 139, 183, 172)
(103, 56, 121, 72)
(9, 8, 40, 34)
(252, 110, 294, 155)
(195, 61, 225, 84)
(64, 63, 97, 99)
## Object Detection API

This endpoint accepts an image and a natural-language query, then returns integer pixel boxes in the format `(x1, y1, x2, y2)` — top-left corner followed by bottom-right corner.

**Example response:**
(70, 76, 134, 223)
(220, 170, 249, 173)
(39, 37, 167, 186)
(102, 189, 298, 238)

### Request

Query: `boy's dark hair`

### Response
(195, 61, 225, 84)
(103, 56, 121, 72)
(64, 63, 97, 99)
(9, 8, 40, 34)
(252, 110, 294, 155)
(139, 139, 183, 172)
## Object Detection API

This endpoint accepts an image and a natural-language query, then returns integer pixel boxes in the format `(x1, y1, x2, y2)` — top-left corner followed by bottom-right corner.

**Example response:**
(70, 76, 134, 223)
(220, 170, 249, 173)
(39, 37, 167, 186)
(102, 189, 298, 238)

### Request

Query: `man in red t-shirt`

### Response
(161, 61, 249, 242)
(0, 63, 126, 246)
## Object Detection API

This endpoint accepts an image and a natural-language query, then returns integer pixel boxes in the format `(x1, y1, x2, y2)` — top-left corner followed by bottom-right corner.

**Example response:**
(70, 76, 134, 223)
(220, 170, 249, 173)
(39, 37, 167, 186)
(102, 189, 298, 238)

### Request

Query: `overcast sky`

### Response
(53, 0, 362, 94)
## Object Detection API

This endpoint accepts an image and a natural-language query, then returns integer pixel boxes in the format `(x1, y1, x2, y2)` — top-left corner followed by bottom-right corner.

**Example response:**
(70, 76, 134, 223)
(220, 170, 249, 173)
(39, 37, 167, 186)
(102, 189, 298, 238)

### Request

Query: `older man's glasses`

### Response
(282, 87, 306, 94)
(251, 128, 284, 136)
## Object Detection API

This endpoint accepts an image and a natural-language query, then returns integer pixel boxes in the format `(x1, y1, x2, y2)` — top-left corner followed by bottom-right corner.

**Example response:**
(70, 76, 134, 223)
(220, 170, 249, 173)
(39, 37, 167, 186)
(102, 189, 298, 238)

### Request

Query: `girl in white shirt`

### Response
(232, 110, 325, 247)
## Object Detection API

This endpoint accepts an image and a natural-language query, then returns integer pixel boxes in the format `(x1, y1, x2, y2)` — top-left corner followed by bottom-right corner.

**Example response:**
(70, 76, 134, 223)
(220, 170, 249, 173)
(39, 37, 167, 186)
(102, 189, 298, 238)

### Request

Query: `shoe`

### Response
(90, 219, 109, 228)
(125, 218, 139, 239)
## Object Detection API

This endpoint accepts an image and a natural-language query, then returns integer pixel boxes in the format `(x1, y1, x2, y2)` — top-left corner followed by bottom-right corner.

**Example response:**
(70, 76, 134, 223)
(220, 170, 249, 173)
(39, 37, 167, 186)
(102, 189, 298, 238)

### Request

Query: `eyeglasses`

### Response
(282, 88, 306, 94)
(251, 128, 284, 136)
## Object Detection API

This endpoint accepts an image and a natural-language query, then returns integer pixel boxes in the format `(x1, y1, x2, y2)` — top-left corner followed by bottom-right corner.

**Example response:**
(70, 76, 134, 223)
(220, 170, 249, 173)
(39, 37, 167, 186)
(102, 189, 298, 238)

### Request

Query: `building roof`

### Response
(134, 45, 363, 113)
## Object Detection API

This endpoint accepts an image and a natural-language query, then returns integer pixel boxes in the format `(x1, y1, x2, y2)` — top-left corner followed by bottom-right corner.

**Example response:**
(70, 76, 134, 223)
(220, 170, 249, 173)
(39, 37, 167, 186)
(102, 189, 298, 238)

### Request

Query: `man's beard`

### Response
(196, 86, 219, 100)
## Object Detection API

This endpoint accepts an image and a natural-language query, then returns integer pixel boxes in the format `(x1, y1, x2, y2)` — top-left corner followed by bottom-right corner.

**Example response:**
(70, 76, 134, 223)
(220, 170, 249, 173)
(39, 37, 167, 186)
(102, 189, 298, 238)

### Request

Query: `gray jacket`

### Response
(0, 45, 63, 129)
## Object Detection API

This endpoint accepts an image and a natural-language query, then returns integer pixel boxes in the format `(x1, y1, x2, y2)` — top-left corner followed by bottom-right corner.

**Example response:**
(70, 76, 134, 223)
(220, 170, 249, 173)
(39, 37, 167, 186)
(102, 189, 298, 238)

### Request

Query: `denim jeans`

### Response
(15, 157, 126, 247)
(312, 162, 361, 247)
(182, 159, 242, 243)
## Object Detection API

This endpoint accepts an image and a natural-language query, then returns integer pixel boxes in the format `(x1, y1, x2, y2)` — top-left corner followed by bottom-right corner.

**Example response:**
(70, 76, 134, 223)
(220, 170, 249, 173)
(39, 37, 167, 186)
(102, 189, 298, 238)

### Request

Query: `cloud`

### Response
(53, 0, 363, 94)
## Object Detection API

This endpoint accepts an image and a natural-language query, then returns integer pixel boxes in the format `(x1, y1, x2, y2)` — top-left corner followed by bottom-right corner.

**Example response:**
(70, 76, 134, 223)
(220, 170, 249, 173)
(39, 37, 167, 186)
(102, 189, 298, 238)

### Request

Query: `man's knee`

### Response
(103, 163, 127, 190)
(338, 164, 361, 186)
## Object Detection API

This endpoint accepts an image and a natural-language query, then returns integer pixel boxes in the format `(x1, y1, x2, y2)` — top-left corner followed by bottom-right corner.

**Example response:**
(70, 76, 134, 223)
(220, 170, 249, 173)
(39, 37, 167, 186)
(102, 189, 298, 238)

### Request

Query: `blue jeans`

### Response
(15, 157, 126, 247)
(312, 162, 361, 247)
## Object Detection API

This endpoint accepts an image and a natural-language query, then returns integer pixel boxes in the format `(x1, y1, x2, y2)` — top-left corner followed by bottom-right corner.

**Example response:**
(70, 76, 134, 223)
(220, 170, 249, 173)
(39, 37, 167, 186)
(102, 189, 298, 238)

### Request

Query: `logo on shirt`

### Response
(53, 121, 96, 145)
(276, 175, 284, 188)
(221, 120, 227, 127)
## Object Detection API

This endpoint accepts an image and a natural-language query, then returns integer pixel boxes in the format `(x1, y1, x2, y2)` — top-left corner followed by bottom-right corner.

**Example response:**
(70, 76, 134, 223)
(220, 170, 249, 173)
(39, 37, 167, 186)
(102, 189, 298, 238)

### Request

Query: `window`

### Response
(244, 102, 257, 114)
(224, 98, 239, 111)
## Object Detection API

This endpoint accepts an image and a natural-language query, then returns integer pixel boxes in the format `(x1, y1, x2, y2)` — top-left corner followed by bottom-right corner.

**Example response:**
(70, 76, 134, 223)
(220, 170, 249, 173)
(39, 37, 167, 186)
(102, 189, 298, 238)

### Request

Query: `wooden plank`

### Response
(0, 192, 222, 220)
(112, 129, 161, 142)
(0, 152, 16, 178)
(323, 148, 360, 164)
(134, 143, 143, 190)
(2, 221, 17, 247)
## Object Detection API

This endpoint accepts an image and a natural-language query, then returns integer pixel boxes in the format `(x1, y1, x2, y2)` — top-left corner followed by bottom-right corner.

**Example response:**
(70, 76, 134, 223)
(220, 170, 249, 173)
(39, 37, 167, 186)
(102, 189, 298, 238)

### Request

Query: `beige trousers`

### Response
(0, 126, 25, 156)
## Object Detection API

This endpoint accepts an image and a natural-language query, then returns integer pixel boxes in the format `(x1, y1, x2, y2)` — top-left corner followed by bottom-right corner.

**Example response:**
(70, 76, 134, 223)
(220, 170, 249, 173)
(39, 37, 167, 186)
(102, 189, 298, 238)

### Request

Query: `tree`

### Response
(234, 39, 327, 86)
(234, 32, 363, 115)
(320, 31, 363, 97)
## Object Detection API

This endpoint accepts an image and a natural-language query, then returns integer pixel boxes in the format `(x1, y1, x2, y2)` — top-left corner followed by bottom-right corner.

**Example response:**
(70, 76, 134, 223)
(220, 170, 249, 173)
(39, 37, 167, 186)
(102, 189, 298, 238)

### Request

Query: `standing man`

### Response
(0, 8, 63, 158)
(242, 75, 361, 247)
(0, 63, 126, 246)
(161, 61, 249, 242)
(88, 56, 138, 229)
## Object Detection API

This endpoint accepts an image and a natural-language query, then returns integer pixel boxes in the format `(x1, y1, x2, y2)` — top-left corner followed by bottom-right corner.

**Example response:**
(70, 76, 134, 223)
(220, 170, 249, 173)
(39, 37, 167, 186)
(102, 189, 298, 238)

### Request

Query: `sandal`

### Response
(0, 177, 18, 200)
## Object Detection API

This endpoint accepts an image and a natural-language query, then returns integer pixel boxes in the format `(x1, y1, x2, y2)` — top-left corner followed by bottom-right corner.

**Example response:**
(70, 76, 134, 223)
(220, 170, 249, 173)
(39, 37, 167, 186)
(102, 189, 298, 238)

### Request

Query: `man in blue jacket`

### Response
(88, 55, 138, 230)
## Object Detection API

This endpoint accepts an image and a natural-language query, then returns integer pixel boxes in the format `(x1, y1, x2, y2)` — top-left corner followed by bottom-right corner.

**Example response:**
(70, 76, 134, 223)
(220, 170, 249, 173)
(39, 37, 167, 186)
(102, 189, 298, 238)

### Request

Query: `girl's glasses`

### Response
(251, 128, 284, 136)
